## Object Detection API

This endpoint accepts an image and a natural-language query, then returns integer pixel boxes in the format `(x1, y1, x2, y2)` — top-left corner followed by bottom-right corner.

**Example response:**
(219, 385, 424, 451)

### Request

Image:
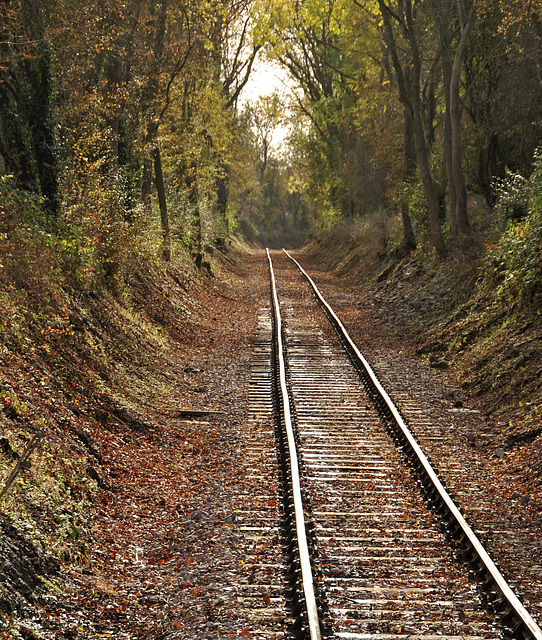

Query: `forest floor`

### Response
(0, 244, 541, 639)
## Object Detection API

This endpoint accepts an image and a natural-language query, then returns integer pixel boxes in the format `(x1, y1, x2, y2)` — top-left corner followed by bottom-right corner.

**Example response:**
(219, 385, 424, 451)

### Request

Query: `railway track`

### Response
(265, 249, 542, 640)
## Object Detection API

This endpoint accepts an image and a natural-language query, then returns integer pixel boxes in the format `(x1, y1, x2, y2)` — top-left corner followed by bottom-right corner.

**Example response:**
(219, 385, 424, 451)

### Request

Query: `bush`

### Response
(484, 149, 542, 306)
(0, 175, 59, 293)
(492, 169, 529, 222)
(0, 174, 97, 296)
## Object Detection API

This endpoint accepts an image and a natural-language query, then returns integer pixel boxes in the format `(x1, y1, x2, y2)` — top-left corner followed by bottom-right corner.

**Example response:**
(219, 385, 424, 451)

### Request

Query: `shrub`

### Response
(484, 149, 542, 306)
(492, 169, 529, 223)
(0, 174, 96, 296)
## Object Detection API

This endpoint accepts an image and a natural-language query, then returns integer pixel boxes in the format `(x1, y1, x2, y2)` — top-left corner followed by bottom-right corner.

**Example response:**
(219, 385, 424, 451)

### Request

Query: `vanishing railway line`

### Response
(263, 249, 542, 640)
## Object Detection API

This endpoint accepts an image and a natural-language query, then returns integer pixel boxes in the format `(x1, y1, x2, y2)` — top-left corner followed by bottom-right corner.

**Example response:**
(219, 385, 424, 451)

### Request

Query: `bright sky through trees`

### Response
(241, 63, 285, 100)
(240, 59, 291, 148)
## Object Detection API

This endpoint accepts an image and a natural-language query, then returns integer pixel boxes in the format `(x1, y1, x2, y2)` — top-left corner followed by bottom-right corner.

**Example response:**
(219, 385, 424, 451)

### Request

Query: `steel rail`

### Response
(284, 248, 542, 640)
(267, 249, 322, 640)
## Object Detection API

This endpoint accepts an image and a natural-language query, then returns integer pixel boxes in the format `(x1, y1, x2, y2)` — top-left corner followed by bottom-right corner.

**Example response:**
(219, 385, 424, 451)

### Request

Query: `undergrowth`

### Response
(483, 161, 542, 309)
(0, 173, 213, 613)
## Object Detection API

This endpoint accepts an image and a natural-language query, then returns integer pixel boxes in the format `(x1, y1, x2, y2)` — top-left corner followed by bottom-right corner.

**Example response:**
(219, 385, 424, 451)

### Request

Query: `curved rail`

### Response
(284, 248, 542, 640)
(267, 249, 322, 640)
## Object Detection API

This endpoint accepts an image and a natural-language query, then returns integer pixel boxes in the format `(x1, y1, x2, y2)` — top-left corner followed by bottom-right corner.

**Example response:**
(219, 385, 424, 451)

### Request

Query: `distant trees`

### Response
(252, 0, 355, 219)
(250, 0, 542, 256)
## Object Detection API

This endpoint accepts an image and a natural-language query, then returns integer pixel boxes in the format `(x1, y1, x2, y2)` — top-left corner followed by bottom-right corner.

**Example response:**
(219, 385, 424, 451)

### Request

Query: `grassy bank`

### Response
(0, 182, 241, 635)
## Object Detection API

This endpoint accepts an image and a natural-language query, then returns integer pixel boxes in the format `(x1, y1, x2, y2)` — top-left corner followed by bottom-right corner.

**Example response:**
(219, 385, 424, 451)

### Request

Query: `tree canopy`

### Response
(1, 0, 541, 263)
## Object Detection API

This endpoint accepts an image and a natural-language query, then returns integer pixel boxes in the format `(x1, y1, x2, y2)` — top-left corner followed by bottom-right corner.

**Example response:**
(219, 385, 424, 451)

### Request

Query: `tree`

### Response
(252, 0, 356, 216)
(0, 0, 60, 215)
(378, 0, 447, 257)
(447, 0, 475, 236)
(249, 94, 284, 181)
(214, 0, 262, 232)
(137, 0, 195, 260)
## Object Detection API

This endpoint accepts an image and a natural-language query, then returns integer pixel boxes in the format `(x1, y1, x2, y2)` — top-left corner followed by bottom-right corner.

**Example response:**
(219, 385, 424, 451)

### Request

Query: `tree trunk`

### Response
(412, 107, 446, 257)
(379, 0, 446, 257)
(450, 1, 476, 236)
(26, 50, 59, 215)
(153, 146, 171, 261)
(425, 57, 439, 147)
(216, 167, 229, 234)
(140, 0, 167, 211)
(404, 0, 447, 258)
(142, 121, 158, 210)
(186, 162, 203, 268)
(440, 34, 458, 234)
(400, 105, 417, 254)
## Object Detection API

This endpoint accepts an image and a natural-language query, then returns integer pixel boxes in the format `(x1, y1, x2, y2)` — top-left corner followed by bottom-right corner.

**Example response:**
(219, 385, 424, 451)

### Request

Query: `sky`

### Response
(239, 60, 292, 149)
(241, 63, 288, 102)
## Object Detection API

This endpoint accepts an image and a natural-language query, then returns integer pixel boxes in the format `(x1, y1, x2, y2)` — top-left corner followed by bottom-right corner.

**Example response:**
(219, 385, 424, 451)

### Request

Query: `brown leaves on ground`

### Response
(0, 250, 270, 638)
